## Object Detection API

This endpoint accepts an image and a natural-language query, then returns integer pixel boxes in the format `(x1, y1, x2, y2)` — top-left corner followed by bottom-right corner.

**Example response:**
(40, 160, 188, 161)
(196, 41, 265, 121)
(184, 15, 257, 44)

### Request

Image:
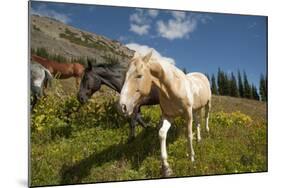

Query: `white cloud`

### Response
(31, 5, 71, 24)
(129, 9, 158, 35)
(155, 11, 211, 40)
(126, 43, 175, 65)
(128, 9, 211, 39)
(171, 11, 186, 20)
(130, 24, 150, 35)
(147, 10, 159, 18)
(189, 13, 212, 23)
(156, 18, 196, 40)
(129, 9, 146, 25)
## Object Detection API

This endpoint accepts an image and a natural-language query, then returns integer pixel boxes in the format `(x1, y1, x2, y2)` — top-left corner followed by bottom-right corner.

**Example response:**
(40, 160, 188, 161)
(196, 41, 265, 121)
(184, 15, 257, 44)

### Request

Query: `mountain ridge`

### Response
(30, 14, 134, 66)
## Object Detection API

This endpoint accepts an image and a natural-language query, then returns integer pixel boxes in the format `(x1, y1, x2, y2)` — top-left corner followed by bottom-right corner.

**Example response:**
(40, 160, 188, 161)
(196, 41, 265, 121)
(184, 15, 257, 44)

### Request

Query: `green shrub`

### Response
(211, 111, 253, 127)
(30, 81, 267, 186)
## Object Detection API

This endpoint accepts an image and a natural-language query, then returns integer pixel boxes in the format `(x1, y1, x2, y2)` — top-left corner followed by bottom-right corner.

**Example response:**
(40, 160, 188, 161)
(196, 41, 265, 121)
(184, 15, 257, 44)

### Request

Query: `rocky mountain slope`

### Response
(30, 15, 134, 65)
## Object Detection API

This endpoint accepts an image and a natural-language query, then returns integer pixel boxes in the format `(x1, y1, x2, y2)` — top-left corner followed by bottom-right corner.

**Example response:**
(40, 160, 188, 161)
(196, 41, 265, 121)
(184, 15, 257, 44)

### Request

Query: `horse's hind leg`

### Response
(205, 100, 211, 133)
(194, 110, 202, 142)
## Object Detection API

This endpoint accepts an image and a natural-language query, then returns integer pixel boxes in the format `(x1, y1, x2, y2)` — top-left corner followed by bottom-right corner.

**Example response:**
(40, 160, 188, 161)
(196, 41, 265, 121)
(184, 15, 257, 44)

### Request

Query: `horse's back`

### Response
(31, 63, 45, 80)
(185, 72, 211, 109)
(73, 63, 85, 77)
(31, 55, 82, 78)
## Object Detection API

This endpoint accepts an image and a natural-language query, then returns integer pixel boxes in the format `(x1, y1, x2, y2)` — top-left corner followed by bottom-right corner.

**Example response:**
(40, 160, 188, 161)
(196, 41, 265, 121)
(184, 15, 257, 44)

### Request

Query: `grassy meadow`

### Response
(30, 78, 267, 187)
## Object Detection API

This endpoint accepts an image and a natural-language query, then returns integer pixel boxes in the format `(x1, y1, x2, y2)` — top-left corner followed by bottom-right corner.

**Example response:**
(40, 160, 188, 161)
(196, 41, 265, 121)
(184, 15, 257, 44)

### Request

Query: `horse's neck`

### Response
(95, 67, 124, 93)
(149, 62, 178, 98)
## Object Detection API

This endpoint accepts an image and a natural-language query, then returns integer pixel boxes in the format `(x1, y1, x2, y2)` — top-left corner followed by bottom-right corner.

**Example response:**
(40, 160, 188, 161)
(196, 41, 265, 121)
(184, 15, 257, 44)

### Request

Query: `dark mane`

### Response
(92, 62, 126, 78)
(89, 62, 127, 92)
(93, 62, 126, 70)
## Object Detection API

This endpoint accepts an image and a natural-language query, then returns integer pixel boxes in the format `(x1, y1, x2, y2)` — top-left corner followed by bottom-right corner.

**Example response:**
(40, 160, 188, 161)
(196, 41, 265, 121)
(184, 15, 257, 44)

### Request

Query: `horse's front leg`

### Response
(75, 77, 81, 90)
(128, 113, 137, 141)
(134, 106, 148, 128)
(31, 94, 38, 110)
(186, 107, 195, 162)
(136, 112, 148, 128)
(159, 118, 172, 177)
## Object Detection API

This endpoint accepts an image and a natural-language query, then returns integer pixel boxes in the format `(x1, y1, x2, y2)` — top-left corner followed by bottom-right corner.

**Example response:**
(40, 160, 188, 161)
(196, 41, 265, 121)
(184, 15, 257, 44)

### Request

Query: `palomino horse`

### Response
(77, 59, 159, 140)
(30, 62, 53, 109)
(119, 51, 211, 177)
(31, 55, 84, 88)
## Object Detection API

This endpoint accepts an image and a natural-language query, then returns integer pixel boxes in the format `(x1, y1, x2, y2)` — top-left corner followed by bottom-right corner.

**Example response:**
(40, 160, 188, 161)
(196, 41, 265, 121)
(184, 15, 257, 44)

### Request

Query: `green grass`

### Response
(30, 79, 267, 187)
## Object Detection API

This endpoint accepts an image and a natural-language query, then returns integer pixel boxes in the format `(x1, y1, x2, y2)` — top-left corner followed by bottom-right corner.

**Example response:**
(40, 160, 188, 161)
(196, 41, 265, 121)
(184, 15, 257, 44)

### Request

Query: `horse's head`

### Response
(119, 51, 153, 116)
(77, 60, 101, 104)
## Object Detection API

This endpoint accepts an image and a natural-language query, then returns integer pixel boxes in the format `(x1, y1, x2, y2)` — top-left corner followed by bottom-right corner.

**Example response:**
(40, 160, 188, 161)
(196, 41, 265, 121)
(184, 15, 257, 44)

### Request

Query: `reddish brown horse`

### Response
(31, 55, 84, 88)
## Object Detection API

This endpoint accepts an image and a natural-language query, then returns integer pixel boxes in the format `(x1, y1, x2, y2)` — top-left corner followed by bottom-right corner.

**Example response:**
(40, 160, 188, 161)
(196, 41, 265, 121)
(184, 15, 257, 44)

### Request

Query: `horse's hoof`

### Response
(186, 153, 195, 162)
(191, 156, 195, 162)
(162, 166, 173, 177)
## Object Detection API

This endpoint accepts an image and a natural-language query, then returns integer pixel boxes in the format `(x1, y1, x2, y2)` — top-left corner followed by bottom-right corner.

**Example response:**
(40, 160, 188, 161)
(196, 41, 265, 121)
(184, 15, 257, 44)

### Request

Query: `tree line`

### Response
(31, 47, 95, 65)
(182, 68, 267, 101)
(209, 69, 267, 101)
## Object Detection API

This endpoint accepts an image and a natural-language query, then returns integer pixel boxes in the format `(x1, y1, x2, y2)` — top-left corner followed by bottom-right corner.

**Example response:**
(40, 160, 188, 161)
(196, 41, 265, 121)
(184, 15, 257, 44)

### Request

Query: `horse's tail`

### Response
(44, 68, 53, 88)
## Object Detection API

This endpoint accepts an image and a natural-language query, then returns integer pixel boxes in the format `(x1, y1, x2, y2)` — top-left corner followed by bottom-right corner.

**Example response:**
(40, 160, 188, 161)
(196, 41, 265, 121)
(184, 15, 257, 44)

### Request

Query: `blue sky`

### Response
(30, 1, 267, 87)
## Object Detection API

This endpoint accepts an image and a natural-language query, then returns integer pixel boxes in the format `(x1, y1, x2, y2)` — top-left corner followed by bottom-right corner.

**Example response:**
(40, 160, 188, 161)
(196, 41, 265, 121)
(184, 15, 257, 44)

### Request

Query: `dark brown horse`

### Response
(78, 60, 160, 140)
(31, 55, 84, 87)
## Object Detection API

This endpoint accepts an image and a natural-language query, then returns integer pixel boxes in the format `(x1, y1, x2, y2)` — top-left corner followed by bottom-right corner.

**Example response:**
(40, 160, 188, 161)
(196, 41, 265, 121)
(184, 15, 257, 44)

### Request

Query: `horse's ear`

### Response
(87, 59, 92, 70)
(142, 51, 153, 64)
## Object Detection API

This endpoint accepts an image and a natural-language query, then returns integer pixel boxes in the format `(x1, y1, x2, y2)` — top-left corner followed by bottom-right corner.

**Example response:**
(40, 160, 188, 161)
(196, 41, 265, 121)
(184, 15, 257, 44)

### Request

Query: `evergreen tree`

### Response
(211, 74, 218, 95)
(265, 74, 268, 100)
(230, 72, 239, 97)
(237, 70, 244, 98)
(259, 74, 267, 101)
(217, 68, 223, 95)
(251, 84, 259, 100)
(217, 69, 231, 96)
(36, 47, 49, 59)
(224, 72, 231, 96)
(243, 71, 252, 99)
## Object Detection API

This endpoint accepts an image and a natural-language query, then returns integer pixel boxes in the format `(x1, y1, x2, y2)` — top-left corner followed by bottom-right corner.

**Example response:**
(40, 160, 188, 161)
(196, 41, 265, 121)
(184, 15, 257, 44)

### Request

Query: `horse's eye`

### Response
(136, 75, 142, 79)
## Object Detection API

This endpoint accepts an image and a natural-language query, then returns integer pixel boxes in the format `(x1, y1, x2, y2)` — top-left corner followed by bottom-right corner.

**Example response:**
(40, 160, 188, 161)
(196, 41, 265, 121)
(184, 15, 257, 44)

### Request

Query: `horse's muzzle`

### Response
(118, 103, 133, 117)
(77, 94, 87, 104)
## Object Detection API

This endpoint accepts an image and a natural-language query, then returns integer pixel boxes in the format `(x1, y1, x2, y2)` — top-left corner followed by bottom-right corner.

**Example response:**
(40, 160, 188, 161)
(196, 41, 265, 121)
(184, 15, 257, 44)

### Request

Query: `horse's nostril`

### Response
(122, 104, 127, 113)
(79, 96, 85, 103)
